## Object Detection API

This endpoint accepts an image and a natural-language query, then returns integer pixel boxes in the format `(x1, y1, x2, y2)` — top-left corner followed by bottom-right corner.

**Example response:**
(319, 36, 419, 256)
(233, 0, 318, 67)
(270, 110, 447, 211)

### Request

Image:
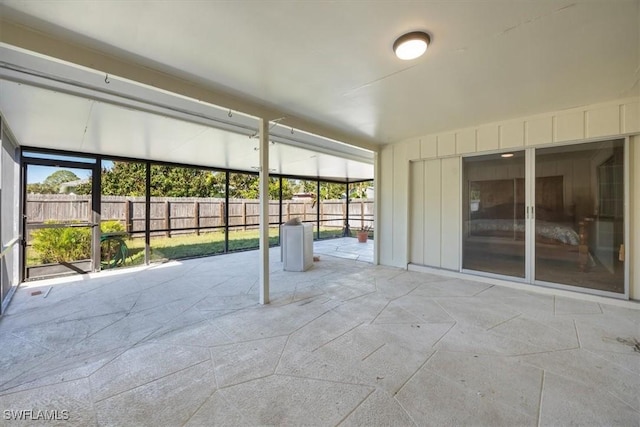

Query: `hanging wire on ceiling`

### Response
(104, 74, 110, 84)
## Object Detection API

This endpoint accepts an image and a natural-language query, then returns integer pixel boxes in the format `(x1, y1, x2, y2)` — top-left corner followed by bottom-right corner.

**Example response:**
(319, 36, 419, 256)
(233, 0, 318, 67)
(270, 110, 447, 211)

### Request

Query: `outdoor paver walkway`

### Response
(0, 245, 638, 426)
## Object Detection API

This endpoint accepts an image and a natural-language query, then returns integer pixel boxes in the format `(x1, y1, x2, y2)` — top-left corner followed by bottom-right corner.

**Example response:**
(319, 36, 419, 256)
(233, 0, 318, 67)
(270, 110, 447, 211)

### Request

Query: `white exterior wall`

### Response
(379, 97, 640, 300)
(0, 118, 21, 314)
(379, 144, 395, 266)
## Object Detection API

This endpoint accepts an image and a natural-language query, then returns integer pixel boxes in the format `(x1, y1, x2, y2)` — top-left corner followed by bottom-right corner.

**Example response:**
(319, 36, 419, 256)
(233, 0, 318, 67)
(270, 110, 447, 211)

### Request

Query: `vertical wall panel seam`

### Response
(411, 161, 415, 265)
(422, 160, 426, 265)
(438, 159, 444, 268)
(407, 160, 410, 264)
(458, 156, 462, 271)
(421, 161, 425, 266)
(391, 146, 395, 265)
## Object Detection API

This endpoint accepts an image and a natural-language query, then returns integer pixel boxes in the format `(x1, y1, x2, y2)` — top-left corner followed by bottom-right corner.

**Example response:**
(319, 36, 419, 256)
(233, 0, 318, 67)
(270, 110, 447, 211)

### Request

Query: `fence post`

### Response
(220, 201, 225, 226)
(125, 200, 132, 233)
(361, 201, 364, 230)
(303, 202, 307, 222)
(286, 201, 290, 221)
(165, 201, 171, 238)
(242, 201, 247, 231)
(194, 201, 200, 236)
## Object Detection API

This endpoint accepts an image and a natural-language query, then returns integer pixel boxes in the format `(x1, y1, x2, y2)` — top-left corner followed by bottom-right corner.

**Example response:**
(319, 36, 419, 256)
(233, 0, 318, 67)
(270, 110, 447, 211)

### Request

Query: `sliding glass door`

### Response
(462, 139, 626, 296)
(534, 140, 625, 294)
(462, 151, 526, 278)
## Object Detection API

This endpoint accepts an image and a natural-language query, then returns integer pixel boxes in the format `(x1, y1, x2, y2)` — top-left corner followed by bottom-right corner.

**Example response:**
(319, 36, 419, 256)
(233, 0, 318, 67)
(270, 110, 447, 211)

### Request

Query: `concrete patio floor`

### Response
(313, 237, 374, 263)
(0, 245, 639, 426)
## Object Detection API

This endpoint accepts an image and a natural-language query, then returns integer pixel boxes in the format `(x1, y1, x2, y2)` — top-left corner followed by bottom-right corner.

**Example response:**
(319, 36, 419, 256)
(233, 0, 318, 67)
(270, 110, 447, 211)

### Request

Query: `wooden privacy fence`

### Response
(26, 195, 374, 237)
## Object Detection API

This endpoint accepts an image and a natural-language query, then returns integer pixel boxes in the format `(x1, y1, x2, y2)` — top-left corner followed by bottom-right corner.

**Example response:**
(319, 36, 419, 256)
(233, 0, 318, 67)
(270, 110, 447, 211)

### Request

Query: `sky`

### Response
(27, 165, 92, 184)
(25, 152, 113, 184)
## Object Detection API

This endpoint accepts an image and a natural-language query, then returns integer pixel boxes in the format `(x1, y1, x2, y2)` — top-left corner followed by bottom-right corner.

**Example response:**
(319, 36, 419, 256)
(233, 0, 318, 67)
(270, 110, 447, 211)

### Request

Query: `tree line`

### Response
(27, 162, 371, 200)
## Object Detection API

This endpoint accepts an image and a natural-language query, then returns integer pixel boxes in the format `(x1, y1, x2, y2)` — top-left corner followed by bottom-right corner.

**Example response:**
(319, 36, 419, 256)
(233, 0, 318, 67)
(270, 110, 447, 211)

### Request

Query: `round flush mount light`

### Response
(501, 153, 515, 158)
(393, 31, 431, 60)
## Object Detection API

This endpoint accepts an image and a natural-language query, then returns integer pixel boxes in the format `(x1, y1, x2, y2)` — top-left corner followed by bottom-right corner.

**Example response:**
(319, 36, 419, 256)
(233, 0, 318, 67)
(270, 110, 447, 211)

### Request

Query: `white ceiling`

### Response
(0, 79, 374, 181)
(1, 0, 638, 145)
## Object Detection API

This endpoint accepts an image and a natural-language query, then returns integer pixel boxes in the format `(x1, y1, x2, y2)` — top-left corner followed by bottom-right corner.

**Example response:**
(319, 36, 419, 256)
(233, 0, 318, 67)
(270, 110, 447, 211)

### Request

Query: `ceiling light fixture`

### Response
(393, 31, 431, 60)
(501, 153, 514, 158)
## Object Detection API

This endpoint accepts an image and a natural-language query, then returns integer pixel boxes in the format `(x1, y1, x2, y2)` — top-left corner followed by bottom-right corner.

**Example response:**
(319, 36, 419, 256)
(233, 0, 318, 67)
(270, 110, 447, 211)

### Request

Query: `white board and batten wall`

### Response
(378, 97, 640, 300)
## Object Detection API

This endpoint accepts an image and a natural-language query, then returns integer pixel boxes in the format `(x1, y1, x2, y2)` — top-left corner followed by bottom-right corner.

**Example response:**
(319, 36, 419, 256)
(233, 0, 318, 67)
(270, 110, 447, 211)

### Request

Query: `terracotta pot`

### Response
(357, 231, 368, 243)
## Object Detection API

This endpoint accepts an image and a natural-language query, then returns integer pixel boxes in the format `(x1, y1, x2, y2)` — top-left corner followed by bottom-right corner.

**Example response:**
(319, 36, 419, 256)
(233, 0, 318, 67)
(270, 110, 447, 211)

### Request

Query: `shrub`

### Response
(31, 220, 125, 264)
(100, 220, 125, 234)
(31, 222, 92, 263)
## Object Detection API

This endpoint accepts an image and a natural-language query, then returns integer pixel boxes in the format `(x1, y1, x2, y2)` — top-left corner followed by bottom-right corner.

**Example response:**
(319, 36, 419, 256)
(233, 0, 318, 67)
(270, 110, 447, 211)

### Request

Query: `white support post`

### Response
(259, 118, 270, 304)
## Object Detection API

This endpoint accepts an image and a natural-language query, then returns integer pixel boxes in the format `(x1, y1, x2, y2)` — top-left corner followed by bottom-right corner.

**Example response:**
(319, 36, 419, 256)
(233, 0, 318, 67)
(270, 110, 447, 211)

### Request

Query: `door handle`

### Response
(526, 206, 535, 219)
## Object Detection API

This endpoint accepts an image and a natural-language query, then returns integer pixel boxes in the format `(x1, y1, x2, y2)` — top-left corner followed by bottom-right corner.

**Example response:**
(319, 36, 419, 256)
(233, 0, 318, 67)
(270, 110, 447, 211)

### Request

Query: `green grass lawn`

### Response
(27, 226, 370, 269)
(124, 226, 359, 266)
(134, 228, 281, 264)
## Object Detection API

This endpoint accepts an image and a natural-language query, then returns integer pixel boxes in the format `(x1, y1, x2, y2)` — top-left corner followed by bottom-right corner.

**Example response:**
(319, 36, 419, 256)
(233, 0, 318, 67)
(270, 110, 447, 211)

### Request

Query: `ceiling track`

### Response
(0, 62, 259, 137)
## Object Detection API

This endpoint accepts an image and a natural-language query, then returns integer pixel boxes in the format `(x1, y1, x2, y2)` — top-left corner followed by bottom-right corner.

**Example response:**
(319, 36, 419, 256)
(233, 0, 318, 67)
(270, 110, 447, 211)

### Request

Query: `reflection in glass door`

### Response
(462, 152, 526, 278)
(534, 140, 625, 294)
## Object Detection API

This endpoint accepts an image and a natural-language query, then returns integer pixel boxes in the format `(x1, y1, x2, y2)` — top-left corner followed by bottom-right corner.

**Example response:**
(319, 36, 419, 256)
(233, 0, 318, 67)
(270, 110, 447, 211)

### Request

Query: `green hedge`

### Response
(31, 220, 124, 264)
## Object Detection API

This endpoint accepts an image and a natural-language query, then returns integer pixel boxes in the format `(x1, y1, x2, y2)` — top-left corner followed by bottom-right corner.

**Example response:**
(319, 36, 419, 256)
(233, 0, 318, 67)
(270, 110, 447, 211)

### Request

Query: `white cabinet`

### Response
(281, 223, 314, 272)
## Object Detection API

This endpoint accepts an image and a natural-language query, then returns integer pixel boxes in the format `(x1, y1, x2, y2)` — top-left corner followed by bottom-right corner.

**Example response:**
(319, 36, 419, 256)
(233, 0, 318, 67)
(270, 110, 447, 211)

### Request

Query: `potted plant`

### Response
(357, 225, 372, 243)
